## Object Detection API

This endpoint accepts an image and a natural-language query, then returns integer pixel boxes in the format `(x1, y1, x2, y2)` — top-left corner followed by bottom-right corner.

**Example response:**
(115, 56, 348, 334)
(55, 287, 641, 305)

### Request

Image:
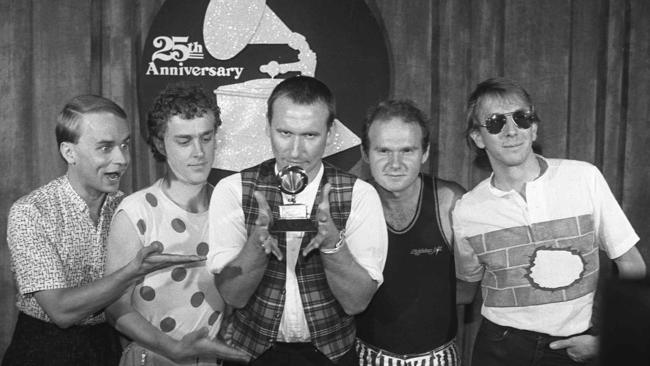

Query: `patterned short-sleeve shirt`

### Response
(7, 175, 123, 325)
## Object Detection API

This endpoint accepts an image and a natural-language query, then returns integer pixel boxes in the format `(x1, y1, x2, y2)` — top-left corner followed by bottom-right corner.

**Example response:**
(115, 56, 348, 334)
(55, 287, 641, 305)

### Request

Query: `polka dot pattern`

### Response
(190, 292, 205, 307)
(208, 311, 221, 325)
(171, 218, 186, 233)
(136, 219, 146, 235)
(140, 286, 156, 301)
(196, 242, 209, 256)
(160, 317, 176, 332)
(150, 241, 164, 252)
(145, 193, 158, 207)
(171, 267, 187, 282)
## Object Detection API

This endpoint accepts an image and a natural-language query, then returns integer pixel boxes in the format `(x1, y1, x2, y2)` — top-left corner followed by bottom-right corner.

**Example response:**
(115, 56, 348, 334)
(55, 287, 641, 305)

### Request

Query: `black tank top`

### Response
(356, 175, 457, 354)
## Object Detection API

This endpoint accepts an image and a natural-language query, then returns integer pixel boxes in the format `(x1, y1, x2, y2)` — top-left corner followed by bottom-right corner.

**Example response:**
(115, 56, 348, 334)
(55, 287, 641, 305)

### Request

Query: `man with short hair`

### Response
(355, 100, 471, 366)
(106, 85, 248, 365)
(4, 95, 202, 365)
(208, 76, 388, 365)
(454, 77, 646, 365)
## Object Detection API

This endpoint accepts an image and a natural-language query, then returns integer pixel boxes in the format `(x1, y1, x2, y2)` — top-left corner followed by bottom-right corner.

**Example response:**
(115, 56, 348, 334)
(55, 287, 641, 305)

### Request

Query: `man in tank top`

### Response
(355, 100, 476, 366)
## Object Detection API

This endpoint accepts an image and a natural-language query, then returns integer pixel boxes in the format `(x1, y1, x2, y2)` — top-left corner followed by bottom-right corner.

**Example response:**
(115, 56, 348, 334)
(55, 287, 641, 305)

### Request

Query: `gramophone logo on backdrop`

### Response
(140, 0, 389, 172)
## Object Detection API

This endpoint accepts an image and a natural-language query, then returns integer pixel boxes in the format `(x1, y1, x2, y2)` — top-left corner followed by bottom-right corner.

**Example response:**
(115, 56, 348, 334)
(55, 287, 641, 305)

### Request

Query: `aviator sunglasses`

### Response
(478, 107, 539, 134)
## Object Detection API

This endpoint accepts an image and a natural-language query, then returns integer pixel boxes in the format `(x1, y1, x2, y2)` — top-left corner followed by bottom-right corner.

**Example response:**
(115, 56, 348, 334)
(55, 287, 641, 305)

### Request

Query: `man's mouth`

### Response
(105, 172, 123, 181)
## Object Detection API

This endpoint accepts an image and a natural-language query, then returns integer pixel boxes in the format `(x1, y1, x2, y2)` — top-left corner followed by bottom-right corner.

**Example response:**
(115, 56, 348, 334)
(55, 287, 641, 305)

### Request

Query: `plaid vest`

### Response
(232, 159, 356, 362)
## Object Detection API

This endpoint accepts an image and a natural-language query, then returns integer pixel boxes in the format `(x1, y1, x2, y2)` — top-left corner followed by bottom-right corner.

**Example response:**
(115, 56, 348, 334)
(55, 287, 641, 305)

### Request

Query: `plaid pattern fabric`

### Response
(232, 159, 356, 361)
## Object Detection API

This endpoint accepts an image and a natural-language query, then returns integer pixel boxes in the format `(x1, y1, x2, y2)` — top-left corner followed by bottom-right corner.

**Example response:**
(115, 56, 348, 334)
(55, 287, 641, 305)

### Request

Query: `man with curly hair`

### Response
(106, 85, 248, 365)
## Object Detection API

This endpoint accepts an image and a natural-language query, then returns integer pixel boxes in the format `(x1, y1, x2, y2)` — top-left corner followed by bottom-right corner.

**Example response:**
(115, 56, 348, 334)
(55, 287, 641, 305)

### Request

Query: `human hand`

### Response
(173, 327, 250, 363)
(249, 191, 282, 261)
(130, 242, 205, 277)
(549, 334, 598, 363)
(302, 183, 340, 256)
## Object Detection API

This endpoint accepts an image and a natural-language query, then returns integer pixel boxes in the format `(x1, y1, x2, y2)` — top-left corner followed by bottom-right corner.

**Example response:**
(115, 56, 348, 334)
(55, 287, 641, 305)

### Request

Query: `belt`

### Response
(355, 338, 460, 366)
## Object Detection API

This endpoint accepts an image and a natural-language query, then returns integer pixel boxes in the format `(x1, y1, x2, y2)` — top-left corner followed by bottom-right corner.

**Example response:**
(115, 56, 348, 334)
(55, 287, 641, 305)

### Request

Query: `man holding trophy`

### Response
(208, 76, 387, 365)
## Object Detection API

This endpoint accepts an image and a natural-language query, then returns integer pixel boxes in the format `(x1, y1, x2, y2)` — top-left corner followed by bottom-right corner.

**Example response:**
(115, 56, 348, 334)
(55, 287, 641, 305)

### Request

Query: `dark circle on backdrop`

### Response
(139, 0, 390, 175)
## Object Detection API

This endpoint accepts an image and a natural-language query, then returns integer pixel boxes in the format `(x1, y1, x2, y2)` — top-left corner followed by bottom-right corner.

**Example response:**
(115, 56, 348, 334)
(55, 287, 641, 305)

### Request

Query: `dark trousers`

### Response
(472, 318, 588, 366)
(243, 342, 355, 366)
(2, 312, 122, 366)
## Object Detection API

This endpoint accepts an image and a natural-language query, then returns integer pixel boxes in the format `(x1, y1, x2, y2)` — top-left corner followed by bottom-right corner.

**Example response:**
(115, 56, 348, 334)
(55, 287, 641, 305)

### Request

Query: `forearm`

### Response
(35, 263, 141, 328)
(108, 304, 179, 360)
(215, 242, 269, 308)
(456, 279, 479, 305)
(614, 246, 646, 280)
(321, 245, 377, 315)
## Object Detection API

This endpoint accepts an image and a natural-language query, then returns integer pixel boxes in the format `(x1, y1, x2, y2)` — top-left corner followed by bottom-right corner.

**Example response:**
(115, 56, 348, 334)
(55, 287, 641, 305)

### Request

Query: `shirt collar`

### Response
(60, 174, 119, 214)
(487, 155, 548, 197)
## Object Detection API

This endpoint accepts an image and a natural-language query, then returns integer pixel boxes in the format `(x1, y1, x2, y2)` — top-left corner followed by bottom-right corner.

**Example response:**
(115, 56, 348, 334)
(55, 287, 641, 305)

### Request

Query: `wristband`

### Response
(320, 229, 346, 254)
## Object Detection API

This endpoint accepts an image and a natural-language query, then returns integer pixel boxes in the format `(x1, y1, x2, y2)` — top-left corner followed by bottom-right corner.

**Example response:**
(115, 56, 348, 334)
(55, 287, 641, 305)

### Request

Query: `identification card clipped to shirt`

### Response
(270, 165, 317, 232)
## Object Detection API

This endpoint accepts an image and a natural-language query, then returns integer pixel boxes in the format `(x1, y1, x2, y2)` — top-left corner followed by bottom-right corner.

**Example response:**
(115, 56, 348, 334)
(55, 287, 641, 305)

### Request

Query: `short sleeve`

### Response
(452, 202, 485, 282)
(7, 203, 66, 295)
(345, 180, 388, 286)
(589, 166, 639, 259)
(207, 173, 247, 273)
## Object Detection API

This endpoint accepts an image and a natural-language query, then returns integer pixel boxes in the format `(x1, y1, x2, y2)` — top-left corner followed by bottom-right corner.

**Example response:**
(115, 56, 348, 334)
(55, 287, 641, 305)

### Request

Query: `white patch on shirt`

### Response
(528, 249, 584, 289)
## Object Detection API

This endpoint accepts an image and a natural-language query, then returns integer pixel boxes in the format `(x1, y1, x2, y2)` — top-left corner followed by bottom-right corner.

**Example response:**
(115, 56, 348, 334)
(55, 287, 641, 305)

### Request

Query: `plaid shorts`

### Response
(355, 338, 460, 366)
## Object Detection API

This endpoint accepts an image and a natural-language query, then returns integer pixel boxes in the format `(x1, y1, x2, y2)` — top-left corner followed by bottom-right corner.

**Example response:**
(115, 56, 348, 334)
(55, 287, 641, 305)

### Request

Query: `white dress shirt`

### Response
(208, 163, 387, 341)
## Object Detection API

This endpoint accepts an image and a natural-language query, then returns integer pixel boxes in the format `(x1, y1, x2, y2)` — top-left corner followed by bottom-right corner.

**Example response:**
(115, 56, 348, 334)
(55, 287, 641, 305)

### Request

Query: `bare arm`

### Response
(435, 178, 480, 305)
(613, 245, 646, 279)
(33, 241, 198, 329)
(106, 212, 248, 363)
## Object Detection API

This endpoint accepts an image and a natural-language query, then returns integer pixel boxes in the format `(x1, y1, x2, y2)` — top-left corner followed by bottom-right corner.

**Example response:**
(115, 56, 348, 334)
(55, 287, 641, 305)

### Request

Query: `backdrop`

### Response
(1, 1, 649, 363)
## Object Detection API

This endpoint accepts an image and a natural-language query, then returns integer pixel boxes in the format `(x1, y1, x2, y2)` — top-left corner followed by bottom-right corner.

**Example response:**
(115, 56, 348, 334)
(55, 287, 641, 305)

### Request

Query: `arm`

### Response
(7, 203, 197, 329)
(209, 177, 282, 308)
(106, 212, 248, 363)
(435, 178, 479, 305)
(302, 182, 388, 315)
(214, 207, 278, 308)
(613, 245, 646, 279)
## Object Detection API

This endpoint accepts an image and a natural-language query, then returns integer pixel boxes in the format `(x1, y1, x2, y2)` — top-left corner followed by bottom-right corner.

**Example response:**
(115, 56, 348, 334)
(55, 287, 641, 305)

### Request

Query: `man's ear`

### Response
(326, 119, 338, 146)
(153, 137, 166, 158)
(360, 144, 370, 163)
(421, 144, 430, 164)
(531, 122, 538, 142)
(265, 122, 271, 138)
(59, 142, 76, 165)
(470, 129, 486, 149)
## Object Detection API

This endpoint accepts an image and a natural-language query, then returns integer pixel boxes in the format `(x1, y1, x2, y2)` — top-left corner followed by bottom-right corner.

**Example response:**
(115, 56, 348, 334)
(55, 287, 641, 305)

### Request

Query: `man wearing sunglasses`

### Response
(452, 77, 646, 365)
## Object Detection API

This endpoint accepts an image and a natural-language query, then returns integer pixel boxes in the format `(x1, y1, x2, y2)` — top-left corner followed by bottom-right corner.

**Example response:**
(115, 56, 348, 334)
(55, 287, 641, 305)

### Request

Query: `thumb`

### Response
(185, 327, 209, 342)
(549, 338, 573, 350)
(141, 242, 164, 257)
(318, 183, 332, 214)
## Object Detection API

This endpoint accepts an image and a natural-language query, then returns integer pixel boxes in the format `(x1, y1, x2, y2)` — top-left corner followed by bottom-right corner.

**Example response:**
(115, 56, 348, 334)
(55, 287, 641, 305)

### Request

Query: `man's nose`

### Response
(290, 136, 302, 157)
(113, 146, 129, 165)
(192, 139, 205, 157)
(503, 115, 519, 136)
(389, 152, 401, 168)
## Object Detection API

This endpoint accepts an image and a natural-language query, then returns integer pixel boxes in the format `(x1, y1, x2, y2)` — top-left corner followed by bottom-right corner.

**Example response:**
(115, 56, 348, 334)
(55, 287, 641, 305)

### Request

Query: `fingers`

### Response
(184, 327, 209, 343)
(260, 236, 283, 261)
(318, 183, 332, 218)
(146, 253, 206, 264)
(211, 340, 251, 363)
(253, 191, 273, 226)
(549, 339, 571, 350)
(141, 241, 164, 257)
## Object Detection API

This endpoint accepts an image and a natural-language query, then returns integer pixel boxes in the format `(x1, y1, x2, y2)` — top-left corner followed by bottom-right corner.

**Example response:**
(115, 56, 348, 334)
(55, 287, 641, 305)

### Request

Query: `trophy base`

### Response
(270, 219, 317, 233)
